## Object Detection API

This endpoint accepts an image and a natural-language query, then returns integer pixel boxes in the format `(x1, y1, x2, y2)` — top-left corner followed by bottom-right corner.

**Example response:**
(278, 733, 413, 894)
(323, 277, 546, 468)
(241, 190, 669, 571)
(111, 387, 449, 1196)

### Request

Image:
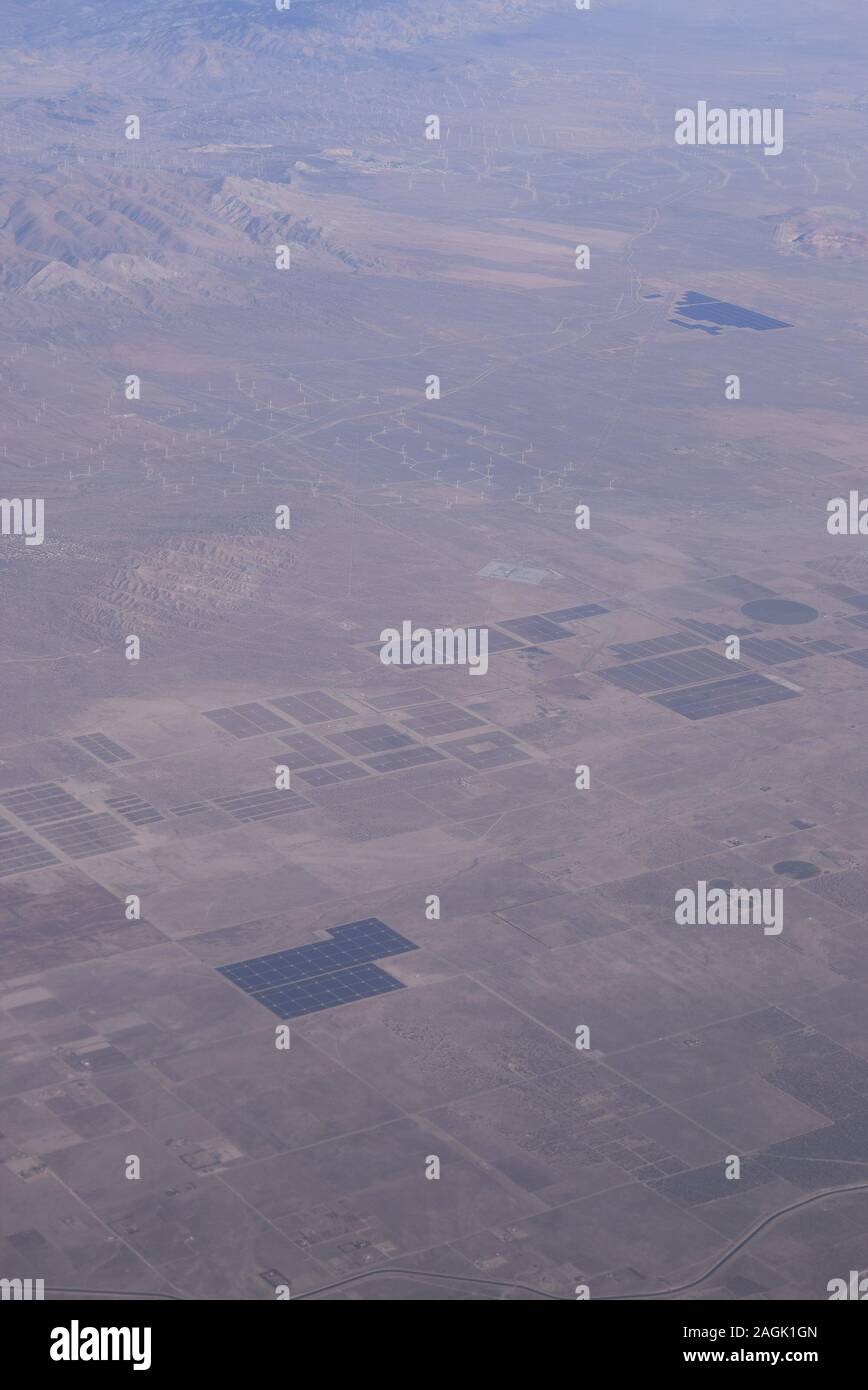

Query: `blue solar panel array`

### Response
(675, 292, 792, 331)
(252, 963, 406, 1019)
(217, 918, 418, 1018)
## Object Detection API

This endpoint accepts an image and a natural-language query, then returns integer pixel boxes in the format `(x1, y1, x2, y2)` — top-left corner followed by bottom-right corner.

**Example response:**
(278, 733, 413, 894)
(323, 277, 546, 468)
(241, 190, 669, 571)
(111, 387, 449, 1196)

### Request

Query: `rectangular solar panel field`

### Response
(268, 691, 356, 723)
(329, 724, 418, 754)
(500, 615, 575, 643)
(232, 703, 293, 732)
(400, 703, 488, 735)
(0, 829, 59, 876)
(202, 708, 262, 737)
(651, 673, 800, 719)
(599, 648, 734, 694)
(702, 574, 780, 600)
(362, 745, 447, 773)
(218, 919, 418, 1019)
(213, 789, 313, 820)
(105, 795, 164, 825)
(0, 784, 92, 826)
(739, 637, 813, 664)
(72, 733, 136, 763)
(278, 731, 345, 768)
(678, 620, 754, 639)
(296, 763, 370, 786)
(607, 633, 706, 662)
(802, 639, 848, 653)
(361, 686, 440, 710)
(676, 293, 792, 331)
(482, 627, 527, 652)
(219, 919, 417, 990)
(39, 813, 136, 857)
(78, 735, 133, 762)
(839, 649, 868, 669)
(542, 604, 609, 622)
(443, 732, 528, 769)
(253, 964, 406, 1019)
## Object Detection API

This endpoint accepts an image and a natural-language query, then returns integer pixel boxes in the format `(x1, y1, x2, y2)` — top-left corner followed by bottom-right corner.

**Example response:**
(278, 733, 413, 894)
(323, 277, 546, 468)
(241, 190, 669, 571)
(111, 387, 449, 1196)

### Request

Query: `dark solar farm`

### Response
(673, 291, 793, 332)
(218, 919, 418, 1018)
